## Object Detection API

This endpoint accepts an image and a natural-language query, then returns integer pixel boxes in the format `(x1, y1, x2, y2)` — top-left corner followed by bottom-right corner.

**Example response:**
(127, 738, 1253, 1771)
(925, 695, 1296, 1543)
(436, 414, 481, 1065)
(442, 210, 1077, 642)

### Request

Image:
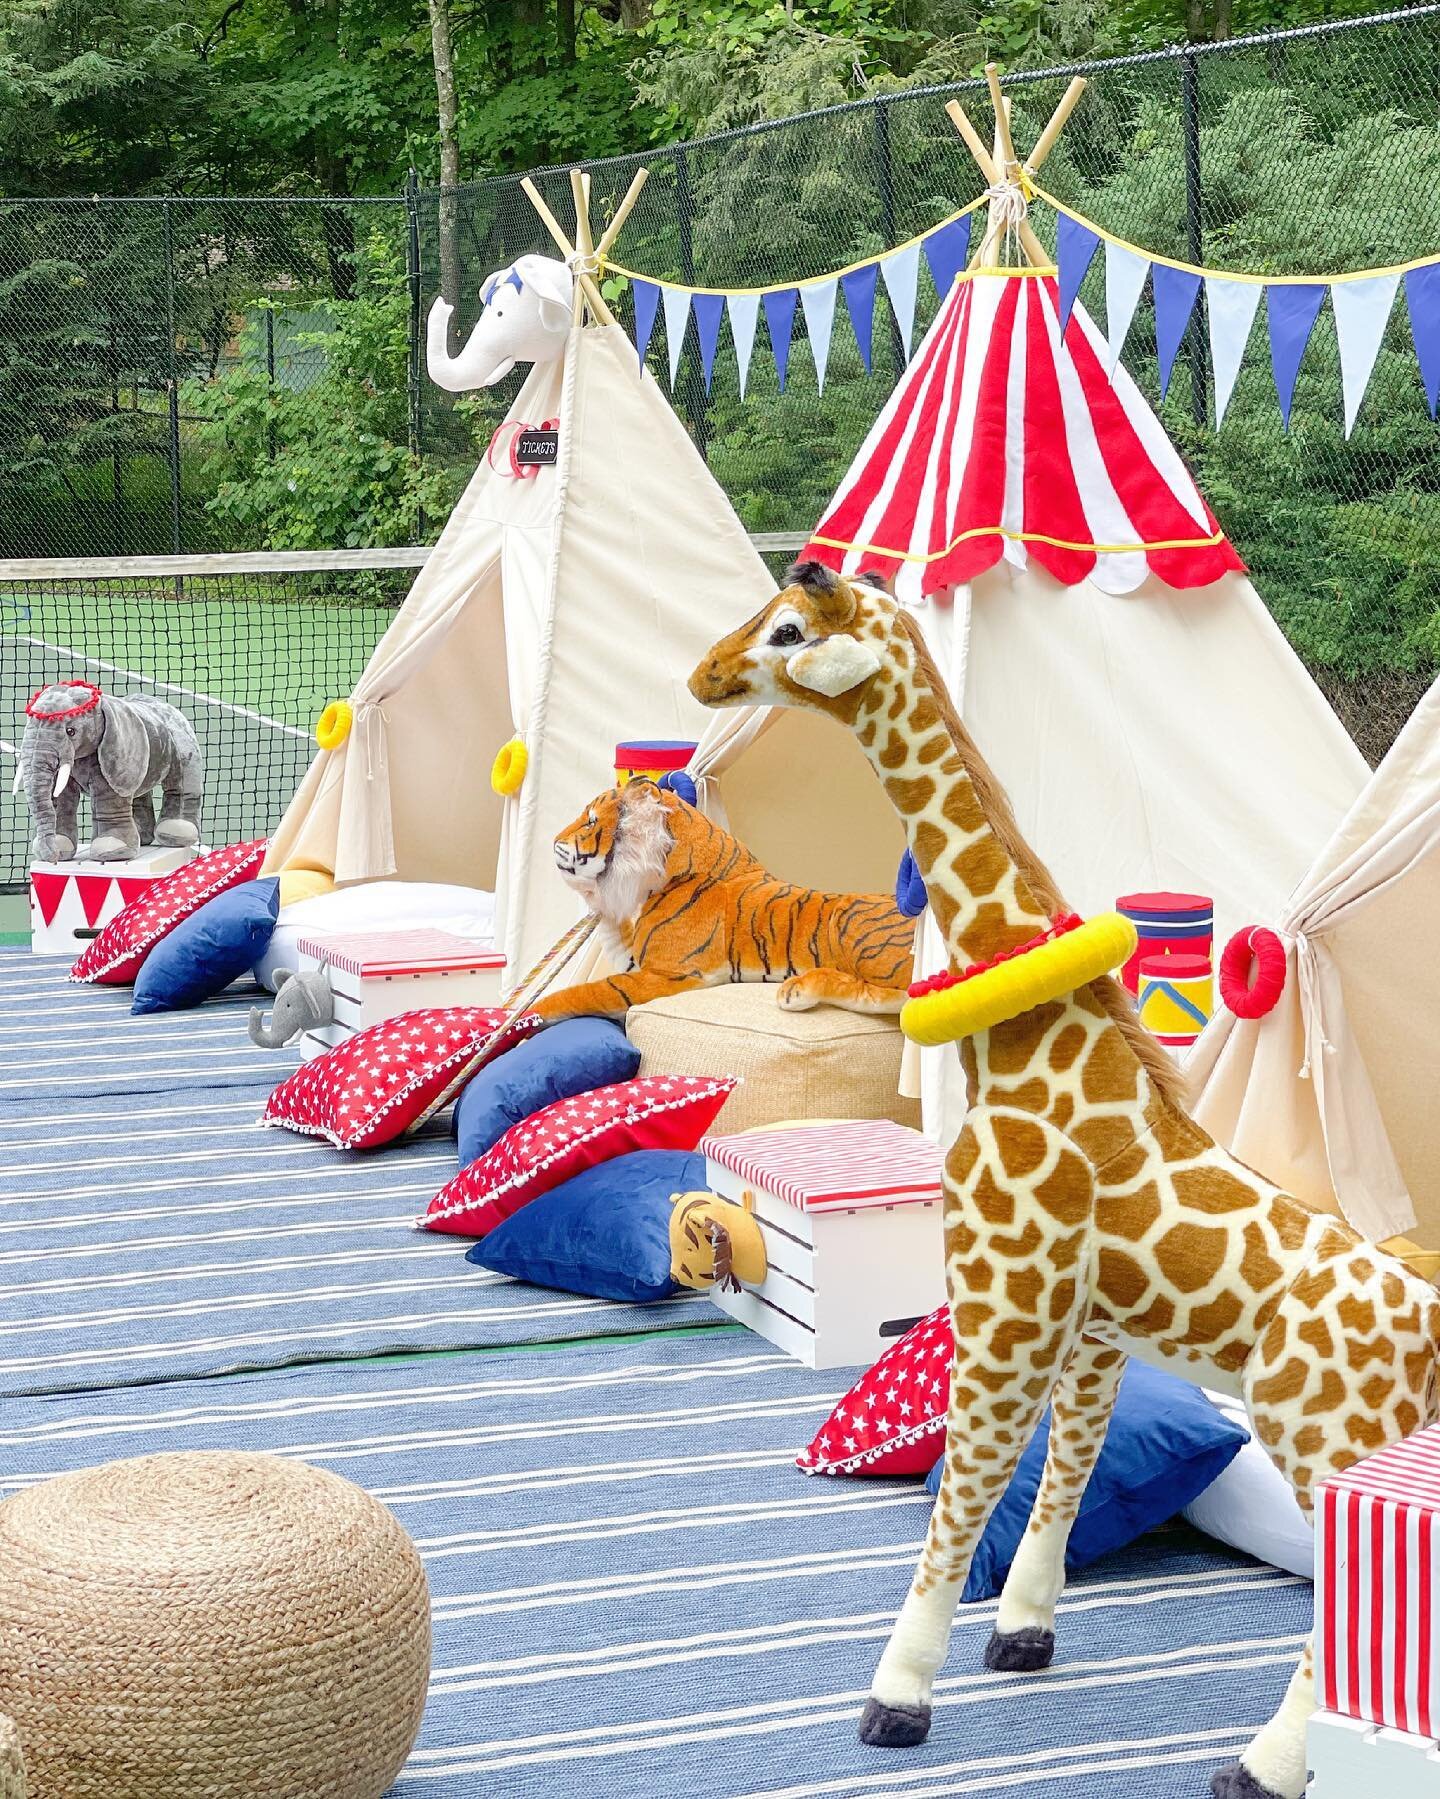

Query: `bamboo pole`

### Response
(1024, 76, 1087, 176)
(944, 99, 998, 186)
(570, 169, 594, 257)
(520, 174, 618, 326)
(595, 167, 649, 261)
(985, 65, 1020, 179)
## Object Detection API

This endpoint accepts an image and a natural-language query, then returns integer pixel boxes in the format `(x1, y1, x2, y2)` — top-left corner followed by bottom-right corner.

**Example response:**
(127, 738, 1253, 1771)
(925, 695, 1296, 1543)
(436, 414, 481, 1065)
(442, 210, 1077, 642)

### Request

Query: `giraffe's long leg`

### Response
(986, 1333, 1128, 1672)
(1212, 1244, 1440, 1799)
(860, 1106, 1096, 1748)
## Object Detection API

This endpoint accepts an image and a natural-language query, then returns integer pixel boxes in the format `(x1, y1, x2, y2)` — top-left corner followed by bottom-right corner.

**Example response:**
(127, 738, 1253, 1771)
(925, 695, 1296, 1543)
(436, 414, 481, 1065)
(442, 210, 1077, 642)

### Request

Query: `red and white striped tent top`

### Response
(802, 271, 1245, 600)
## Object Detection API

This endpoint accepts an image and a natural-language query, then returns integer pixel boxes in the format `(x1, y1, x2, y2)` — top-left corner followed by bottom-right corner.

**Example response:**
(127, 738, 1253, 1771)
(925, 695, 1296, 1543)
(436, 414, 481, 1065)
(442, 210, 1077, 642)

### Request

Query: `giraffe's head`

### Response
(688, 561, 894, 725)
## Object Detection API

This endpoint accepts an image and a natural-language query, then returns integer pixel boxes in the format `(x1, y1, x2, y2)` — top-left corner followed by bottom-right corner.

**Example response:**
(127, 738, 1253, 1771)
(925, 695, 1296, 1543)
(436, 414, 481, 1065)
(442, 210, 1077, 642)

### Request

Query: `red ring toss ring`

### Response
(1219, 926, 1287, 1019)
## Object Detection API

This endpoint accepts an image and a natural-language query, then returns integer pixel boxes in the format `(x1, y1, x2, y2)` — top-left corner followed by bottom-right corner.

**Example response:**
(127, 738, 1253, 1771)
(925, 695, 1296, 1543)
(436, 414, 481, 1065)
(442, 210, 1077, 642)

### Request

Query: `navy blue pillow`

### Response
(454, 1016, 640, 1162)
(925, 1359, 1248, 1601)
(465, 1149, 703, 1303)
(131, 878, 281, 1014)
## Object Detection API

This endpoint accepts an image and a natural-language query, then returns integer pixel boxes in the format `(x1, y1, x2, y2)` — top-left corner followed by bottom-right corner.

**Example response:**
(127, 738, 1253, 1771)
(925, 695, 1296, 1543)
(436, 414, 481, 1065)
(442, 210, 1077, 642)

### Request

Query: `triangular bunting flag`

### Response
(880, 240, 920, 360)
(1057, 214, 1101, 328)
(116, 878, 153, 908)
(1267, 283, 1327, 429)
(923, 217, 970, 304)
(632, 279, 660, 368)
(727, 292, 760, 399)
(80, 874, 111, 927)
(1153, 264, 1202, 399)
(30, 870, 66, 927)
(799, 278, 838, 394)
(1407, 264, 1440, 418)
(1332, 272, 1400, 437)
(692, 293, 725, 394)
(1205, 277, 1263, 428)
(764, 289, 799, 392)
(840, 263, 879, 375)
(1104, 241, 1150, 373)
(661, 284, 691, 390)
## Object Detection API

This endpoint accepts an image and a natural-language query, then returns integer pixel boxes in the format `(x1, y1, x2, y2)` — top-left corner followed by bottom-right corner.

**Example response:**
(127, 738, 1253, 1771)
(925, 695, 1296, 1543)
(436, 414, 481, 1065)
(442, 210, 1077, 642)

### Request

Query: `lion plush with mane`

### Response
(532, 781, 913, 1023)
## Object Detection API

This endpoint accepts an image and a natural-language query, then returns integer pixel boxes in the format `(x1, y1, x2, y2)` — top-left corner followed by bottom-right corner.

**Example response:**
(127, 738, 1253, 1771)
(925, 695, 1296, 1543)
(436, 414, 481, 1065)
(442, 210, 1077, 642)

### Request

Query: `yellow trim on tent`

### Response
(809, 521, 1230, 565)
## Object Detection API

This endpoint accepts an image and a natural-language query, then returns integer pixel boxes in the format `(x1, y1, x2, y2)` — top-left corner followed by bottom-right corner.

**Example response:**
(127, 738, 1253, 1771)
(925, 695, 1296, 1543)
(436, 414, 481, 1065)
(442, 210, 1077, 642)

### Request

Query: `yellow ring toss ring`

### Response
(491, 737, 529, 797)
(316, 700, 353, 750)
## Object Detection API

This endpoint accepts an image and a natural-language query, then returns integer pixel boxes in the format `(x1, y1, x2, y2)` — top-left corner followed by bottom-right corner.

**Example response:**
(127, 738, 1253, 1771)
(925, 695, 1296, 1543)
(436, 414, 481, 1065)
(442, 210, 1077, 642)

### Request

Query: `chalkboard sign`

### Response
(514, 429, 558, 468)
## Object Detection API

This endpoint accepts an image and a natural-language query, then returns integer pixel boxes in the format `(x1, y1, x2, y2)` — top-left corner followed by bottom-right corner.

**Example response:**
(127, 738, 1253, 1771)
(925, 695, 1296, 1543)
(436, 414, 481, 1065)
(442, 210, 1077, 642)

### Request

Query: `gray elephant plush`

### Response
(17, 682, 203, 864)
(248, 965, 335, 1049)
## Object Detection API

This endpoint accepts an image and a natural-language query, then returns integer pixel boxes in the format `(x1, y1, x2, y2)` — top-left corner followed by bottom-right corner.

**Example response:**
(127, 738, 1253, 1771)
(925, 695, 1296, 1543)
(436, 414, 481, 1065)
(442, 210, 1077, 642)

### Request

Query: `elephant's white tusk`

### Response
(53, 762, 72, 799)
(9, 765, 20, 796)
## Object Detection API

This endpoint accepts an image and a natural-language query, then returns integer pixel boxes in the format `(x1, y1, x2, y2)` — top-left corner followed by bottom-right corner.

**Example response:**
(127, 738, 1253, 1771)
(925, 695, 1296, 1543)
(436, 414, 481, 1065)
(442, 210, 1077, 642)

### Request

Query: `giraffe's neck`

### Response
(852, 622, 1049, 967)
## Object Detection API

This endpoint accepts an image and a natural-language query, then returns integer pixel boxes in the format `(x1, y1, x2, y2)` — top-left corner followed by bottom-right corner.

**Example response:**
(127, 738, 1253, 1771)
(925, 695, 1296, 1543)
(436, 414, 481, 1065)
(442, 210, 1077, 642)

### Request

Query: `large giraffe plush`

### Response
(688, 561, 1440, 1799)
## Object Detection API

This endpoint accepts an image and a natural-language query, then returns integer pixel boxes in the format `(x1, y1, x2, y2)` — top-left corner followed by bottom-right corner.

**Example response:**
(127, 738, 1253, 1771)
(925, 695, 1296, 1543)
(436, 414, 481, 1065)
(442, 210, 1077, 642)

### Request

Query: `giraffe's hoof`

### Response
(983, 1626, 1055, 1672)
(1210, 1764, 1283, 1799)
(858, 1698, 932, 1748)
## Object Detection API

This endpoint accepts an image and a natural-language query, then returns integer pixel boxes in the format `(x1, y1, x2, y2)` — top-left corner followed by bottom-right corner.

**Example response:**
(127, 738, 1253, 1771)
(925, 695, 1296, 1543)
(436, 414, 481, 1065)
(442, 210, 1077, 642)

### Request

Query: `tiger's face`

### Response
(552, 781, 676, 923)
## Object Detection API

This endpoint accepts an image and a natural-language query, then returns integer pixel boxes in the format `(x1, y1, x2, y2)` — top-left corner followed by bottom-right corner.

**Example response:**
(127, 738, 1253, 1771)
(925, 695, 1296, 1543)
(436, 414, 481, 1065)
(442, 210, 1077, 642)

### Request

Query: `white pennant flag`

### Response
(1104, 241, 1150, 373)
(1332, 271, 1400, 437)
(662, 284, 691, 390)
(799, 278, 838, 394)
(1206, 277, 1263, 427)
(880, 241, 920, 361)
(727, 292, 761, 399)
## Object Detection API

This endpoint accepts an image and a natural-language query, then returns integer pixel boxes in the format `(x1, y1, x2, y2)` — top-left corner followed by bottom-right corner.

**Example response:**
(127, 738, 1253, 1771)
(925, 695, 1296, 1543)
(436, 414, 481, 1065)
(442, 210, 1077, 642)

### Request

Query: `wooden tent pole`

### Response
(521, 174, 618, 327)
(945, 99, 998, 186)
(1025, 76, 1087, 177)
(595, 168, 649, 261)
(985, 65, 1020, 181)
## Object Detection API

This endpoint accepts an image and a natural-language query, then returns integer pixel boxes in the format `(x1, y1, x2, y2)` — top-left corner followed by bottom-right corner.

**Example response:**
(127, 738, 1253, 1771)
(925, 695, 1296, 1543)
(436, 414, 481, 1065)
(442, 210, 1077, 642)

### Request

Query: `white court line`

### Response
(5, 634, 310, 738)
(0, 1098, 264, 1131)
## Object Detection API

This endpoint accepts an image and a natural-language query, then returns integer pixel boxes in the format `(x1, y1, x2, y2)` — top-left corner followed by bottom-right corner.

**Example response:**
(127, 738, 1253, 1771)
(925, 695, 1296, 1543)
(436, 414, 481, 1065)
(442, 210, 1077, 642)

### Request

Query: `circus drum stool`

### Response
(0, 1451, 431, 1798)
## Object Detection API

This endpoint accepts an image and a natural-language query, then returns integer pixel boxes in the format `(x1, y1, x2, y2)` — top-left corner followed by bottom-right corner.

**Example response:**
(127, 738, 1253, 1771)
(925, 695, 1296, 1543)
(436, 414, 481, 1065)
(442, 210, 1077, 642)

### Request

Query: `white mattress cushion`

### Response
(1183, 1389, 1313, 1580)
(255, 882, 496, 989)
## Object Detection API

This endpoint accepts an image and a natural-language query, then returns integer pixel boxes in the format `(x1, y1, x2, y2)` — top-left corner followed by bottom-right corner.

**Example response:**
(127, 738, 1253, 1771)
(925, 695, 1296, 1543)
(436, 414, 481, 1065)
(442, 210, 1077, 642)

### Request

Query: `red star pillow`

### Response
(797, 1303, 953, 1477)
(70, 840, 269, 986)
(263, 1007, 542, 1152)
(421, 1074, 737, 1238)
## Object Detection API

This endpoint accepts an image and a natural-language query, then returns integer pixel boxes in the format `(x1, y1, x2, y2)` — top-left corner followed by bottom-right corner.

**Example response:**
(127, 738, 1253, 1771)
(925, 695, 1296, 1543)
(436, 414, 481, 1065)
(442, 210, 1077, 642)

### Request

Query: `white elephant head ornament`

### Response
(426, 254, 575, 392)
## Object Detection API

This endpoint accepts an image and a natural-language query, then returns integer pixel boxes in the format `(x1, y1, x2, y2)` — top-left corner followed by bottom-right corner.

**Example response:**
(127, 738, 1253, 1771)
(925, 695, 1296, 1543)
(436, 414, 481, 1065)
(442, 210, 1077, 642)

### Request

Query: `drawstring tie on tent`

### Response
(1293, 931, 1336, 1081)
(983, 175, 1031, 263)
(351, 701, 389, 782)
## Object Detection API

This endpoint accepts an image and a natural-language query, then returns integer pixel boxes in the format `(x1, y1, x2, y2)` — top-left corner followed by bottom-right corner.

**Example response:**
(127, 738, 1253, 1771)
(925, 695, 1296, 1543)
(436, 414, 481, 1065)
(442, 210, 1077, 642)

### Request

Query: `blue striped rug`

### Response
(0, 948, 700, 1394)
(0, 1332, 1312, 1799)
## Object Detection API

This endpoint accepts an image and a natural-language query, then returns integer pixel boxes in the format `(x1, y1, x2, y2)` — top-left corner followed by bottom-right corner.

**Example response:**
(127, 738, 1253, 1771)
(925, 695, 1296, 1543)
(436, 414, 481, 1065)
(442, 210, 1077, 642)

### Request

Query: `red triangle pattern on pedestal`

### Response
(78, 875, 113, 928)
(69, 840, 268, 986)
(30, 872, 68, 928)
(116, 878, 153, 908)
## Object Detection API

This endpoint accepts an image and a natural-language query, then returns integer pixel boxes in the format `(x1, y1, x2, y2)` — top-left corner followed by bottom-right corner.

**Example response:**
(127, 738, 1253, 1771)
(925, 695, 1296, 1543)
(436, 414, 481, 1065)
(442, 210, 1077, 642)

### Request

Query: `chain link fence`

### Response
(2, 7, 1439, 768)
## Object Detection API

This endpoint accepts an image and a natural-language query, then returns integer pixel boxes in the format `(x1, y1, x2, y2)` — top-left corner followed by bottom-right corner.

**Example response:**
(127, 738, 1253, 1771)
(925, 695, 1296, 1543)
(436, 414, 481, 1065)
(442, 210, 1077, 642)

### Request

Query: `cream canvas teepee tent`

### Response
(263, 174, 901, 982)
(1189, 675, 1440, 1247)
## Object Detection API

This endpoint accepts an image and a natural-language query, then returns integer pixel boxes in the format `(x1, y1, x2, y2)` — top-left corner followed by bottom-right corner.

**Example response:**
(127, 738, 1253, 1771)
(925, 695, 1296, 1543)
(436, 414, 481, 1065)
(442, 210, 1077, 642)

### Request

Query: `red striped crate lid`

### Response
(701, 1119, 942, 1214)
(296, 929, 505, 979)
(1324, 1422, 1440, 1508)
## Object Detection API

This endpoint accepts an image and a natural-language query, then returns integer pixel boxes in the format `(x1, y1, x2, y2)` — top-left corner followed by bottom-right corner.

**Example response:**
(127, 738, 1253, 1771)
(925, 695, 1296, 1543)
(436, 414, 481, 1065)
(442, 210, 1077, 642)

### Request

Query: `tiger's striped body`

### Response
(533, 781, 913, 1023)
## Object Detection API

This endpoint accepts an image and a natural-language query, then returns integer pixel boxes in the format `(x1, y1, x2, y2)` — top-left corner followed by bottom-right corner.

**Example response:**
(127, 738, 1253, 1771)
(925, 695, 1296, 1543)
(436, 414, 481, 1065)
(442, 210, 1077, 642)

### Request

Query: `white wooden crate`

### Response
(702, 1119, 946, 1370)
(295, 929, 506, 1059)
(1309, 1711, 1440, 1798)
(29, 847, 195, 956)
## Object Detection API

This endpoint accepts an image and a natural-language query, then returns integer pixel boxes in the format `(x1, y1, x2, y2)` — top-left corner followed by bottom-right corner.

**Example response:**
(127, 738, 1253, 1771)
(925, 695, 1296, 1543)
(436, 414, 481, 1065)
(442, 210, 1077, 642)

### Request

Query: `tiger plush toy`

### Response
(531, 780, 913, 1023)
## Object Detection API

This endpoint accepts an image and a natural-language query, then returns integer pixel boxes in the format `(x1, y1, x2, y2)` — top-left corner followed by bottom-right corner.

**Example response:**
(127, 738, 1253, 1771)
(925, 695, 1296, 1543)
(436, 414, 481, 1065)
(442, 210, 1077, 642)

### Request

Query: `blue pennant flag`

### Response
(692, 293, 725, 394)
(840, 263, 879, 374)
(763, 288, 799, 392)
(923, 217, 971, 303)
(632, 279, 660, 368)
(1056, 215, 1101, 329)
(1152, 264, 1202, 399)
(1267, 283, 1327, 428)
(1405, 264, 1440, 418)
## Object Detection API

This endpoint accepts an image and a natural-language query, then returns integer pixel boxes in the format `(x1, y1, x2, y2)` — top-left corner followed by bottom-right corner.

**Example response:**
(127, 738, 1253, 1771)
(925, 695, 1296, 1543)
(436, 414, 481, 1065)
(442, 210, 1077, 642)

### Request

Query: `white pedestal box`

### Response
(700, 1118, 946, 1370)
(29, 848, 194, 956)
(1308, 1712, 1440, 1798)
(295, 929, 506, 1060)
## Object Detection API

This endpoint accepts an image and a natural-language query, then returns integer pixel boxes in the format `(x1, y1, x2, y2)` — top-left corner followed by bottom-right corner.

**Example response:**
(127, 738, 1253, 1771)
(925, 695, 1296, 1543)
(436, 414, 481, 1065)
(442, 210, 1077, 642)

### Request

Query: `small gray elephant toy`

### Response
(248, 965, 335, 1049)
(17, 682, 203, 864)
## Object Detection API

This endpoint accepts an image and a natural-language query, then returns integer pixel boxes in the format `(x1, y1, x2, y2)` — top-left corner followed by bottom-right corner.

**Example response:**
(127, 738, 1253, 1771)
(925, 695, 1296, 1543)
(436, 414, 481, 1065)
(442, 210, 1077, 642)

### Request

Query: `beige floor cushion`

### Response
(628, 983, 922, 1136)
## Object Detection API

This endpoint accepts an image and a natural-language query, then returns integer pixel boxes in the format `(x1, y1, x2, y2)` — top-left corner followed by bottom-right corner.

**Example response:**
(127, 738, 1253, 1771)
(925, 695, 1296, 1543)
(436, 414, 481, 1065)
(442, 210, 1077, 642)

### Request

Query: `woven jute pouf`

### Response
(0, 1450, 430, 1798)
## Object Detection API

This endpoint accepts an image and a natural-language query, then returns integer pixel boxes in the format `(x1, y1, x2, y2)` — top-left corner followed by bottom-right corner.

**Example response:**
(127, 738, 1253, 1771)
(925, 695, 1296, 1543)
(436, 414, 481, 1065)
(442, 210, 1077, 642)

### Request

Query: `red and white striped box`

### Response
(700, 1119, 945, 1370)
(295, 929, 506, 1060)
(1316, 1425, 1440, 1736)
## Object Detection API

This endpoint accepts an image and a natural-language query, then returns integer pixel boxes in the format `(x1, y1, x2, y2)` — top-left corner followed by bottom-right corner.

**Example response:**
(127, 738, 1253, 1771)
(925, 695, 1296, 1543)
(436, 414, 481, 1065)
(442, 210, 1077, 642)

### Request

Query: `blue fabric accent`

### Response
(466, 1149, 704, 1303)
(763, 289, 799, 391)
(840, 263, 879, 374)
(923, 216, 971, 303)
(925, 1359, 1248, 1601)
(632, 278, 661, 367)
(454, 1016, 641, 1164)
(692, 293, 726, 393)
(894, 848, 927, 919)
(1406, 264, 1440, 417)
(481, 267, 524, 304)
(1153, 263, 1202, 399)
(659, 770, 698, 806)
(1056, 214, 1101, 327)
(130, 878, 280, 1015)
(1266, 282, 1328, 428)
(1139, 980, 1210, 1029)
